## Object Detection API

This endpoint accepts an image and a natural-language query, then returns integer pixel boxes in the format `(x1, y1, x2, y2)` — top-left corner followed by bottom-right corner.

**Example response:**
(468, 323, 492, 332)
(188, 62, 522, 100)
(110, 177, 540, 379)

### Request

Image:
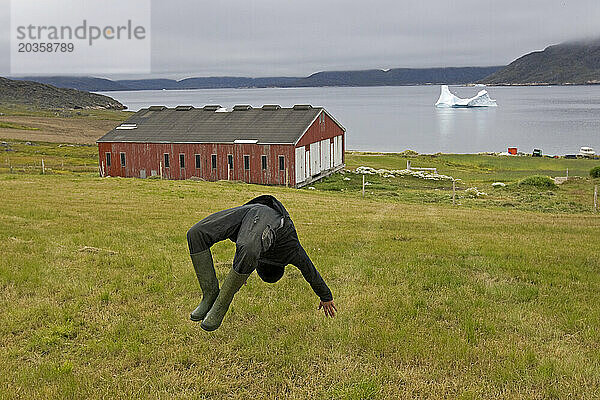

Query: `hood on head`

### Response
(256, 263, 285, 283)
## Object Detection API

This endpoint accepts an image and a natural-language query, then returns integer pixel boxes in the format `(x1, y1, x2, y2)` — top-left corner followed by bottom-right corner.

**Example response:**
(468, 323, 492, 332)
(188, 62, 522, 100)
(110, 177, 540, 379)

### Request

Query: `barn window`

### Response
(195, 154, 201, 169)
(211, 154, 217, 169)
(227, 154, 233, 169)
(261, 155, 267, 170)
(164, 153, 170, 168)
(244, 155, 250, 170)
(120, 152, 126, 167)
(279, 155, 285, 171)
(179, 154, 185, 169)
(105, 152, 111, 167)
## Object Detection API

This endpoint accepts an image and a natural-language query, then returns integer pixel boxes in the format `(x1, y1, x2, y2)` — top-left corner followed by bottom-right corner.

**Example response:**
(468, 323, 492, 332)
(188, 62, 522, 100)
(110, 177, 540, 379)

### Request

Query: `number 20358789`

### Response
(17, 42, 74, 53)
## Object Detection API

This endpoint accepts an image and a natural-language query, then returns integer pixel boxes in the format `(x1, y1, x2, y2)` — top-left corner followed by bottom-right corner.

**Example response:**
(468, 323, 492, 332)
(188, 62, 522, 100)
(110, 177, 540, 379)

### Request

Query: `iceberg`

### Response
(435, 85, 497, 108)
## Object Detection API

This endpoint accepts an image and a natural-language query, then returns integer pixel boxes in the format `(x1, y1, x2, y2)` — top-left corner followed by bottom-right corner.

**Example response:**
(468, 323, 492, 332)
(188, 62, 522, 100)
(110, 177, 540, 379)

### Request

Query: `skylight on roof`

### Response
(262, 104, 281, 110)
(293, 104, 313, 110)
(234, 139, 258, 144)
(116, 123, 137, 130)
(233, 105, 252, 111)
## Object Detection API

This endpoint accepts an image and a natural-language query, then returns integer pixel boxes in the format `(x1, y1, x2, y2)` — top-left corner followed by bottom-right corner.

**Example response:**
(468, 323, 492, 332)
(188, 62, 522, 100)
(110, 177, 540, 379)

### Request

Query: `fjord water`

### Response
(99, 85, 600, 154)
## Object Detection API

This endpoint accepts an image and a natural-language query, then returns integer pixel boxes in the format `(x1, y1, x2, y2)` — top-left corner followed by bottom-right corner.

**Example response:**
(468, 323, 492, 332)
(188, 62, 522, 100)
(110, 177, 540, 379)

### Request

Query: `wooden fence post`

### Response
(595, 185, 598, 213)
(41, 159, 45, 174)
(160, 161, 163, 179)
(452, 180, 456, 205)
(362, 174, 365, 197)
(407, 160, 411, 170)
(285, 167, 289, 187)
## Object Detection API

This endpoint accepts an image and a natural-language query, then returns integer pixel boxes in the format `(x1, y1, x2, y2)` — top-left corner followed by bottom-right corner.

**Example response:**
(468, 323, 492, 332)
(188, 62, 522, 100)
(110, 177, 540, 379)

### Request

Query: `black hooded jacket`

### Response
(246, 196, 333, 302)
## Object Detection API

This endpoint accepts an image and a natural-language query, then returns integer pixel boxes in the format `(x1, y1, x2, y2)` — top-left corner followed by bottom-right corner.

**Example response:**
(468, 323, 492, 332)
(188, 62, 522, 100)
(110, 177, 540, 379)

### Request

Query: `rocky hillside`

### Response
(481, 39, 600, 85)
(0, 77, 125, 109)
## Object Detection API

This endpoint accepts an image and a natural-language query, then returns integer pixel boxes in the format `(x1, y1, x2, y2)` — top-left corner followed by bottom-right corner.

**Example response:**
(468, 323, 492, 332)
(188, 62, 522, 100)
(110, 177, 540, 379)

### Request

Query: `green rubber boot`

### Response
(189, 250, 220, 322)
(201, 268, 249, 331)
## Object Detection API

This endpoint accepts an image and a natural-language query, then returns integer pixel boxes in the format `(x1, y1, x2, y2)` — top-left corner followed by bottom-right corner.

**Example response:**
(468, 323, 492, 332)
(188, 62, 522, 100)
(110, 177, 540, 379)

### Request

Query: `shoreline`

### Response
(93, 81, 600, 93)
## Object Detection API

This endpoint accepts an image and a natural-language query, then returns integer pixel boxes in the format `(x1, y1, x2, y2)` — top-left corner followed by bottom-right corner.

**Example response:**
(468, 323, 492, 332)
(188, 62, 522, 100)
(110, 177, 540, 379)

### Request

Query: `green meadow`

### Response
(1, 140, 600, 398)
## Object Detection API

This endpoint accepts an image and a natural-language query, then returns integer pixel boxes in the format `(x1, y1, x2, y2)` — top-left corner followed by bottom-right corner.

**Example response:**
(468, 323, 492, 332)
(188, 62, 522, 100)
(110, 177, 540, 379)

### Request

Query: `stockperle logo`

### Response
(10, 0, 151, 74)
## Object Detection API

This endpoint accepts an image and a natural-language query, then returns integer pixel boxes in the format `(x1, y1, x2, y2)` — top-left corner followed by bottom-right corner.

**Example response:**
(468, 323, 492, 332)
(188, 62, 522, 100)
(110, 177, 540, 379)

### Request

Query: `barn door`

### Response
(331, 141, 334, 169)
(332, 136, 341, 166)
(295, 147, 305, 185)
(333, 136, 339, 166)
(320, 139, 329, 171)
(337, 136, 343, 165)
(305, 148, 310, 179)
(309, 142, 319, 175)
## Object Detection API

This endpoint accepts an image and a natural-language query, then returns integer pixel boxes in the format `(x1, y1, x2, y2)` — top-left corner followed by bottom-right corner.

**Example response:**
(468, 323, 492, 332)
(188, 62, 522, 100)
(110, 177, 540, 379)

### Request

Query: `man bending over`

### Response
(186, 195, 337, 331)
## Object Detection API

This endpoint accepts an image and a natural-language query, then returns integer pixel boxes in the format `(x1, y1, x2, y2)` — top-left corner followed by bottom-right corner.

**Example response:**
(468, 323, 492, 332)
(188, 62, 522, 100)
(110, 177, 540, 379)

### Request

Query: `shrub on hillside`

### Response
(590, 166, 600, 178)
(518, 175, 556, 188)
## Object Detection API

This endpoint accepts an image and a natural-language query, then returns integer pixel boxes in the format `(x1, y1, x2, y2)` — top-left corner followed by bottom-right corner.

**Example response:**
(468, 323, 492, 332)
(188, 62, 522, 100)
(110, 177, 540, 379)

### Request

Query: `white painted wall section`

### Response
(310, 142, 320, 175)
(320, 139, 330, 171)
(334, 135, 343, 166)
(305, 148, 310, 179)
(295, 147, 305, 184)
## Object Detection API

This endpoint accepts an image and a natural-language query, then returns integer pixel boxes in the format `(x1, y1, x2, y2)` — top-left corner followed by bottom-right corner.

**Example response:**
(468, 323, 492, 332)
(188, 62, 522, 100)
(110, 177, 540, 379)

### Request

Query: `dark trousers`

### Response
(187, 204, 282, 274)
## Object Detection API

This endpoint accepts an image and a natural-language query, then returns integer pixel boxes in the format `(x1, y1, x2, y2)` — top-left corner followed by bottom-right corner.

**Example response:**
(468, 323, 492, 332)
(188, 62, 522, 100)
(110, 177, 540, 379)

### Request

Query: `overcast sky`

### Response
(2, 0, 600, 78)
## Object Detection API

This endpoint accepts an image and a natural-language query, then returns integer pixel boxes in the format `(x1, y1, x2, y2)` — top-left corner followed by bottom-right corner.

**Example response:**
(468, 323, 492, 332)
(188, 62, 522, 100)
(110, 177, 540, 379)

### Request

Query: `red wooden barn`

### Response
(97, 104, 345, 187)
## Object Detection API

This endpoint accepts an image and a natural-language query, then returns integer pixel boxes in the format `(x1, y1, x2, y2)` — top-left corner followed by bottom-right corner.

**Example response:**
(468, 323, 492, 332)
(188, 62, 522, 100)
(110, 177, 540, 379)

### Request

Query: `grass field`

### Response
(0, 106, 129, 144)
(1, 142, 600, 398)
(2, 138, 599, 214)
(316, 152, 600, 214)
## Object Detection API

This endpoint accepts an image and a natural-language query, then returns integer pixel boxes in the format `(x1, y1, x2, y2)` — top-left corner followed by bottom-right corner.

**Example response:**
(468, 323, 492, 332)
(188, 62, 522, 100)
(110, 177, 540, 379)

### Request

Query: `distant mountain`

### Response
(0, 77, 125, 109)
(13, 66, 503, 92)
(176, 76, 300, 89)
(116, 79, 180, 90)
(481, 39, 600, 85)
(294, 67, 503, 87)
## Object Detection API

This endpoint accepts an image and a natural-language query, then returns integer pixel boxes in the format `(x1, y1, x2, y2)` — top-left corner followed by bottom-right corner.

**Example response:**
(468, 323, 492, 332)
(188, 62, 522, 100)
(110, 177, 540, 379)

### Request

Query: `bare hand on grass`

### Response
(319, 300, 337, 318)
